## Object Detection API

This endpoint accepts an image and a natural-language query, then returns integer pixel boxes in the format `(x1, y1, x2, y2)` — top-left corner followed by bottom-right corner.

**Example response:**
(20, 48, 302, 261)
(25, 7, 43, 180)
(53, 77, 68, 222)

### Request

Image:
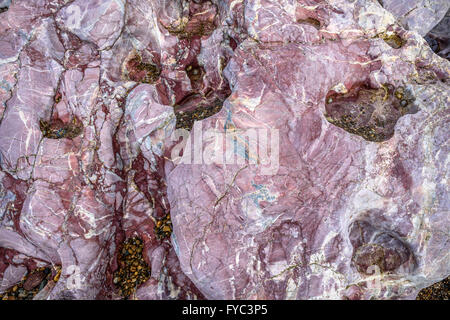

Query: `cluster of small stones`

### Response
(417, 276, 449, 300)
(154, 213, 173, 241)
(175, 99, 223, 130)
(113, 237, 151, 299)
(0, 266, 61, 300)
(39, 117, 83, 140)
(327, 114, 388, 142)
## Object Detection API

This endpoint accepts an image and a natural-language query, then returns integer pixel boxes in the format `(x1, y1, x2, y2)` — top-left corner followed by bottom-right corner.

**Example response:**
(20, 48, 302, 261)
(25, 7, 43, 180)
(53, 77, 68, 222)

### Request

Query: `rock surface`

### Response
(380, 0, 449, 36)
(424, 9, 450, 61)
(0, 0, 448, 300)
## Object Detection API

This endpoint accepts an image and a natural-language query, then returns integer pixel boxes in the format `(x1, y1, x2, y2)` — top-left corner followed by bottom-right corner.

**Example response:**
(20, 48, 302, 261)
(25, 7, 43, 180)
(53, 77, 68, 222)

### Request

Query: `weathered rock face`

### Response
(379, 0, 449, 36)
(0, 0, 448, 300)
(167, 0, 450, 300)
(424, 9, 450, 61)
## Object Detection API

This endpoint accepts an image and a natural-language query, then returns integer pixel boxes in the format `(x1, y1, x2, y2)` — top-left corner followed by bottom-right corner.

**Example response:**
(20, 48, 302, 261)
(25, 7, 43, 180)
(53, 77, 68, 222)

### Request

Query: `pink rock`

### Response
(167, 0, 449, 300)
(0, 0, 448, 301)
(380, 0, 449, 36)
(56, 0, 125, 50)
(0, 264, 27, 293)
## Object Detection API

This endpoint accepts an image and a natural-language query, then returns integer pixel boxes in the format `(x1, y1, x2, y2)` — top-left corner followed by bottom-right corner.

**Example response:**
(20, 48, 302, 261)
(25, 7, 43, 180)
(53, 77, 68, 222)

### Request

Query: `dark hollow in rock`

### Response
(39, 117, 83, 139)
(23, 267, 51, 291)
(349, 220, 414, 275)
(352, 238, 410, 274)
(424, 35, 441, 54)
(125, 54, 161, 84)
(380, 32, 406, 49)
(186, 65, 203, 82)
(186, 62, 205, 91)
(297, 17, 321, 29)
(113, 237, 151, 299)
(424, 9, 450, 60)
(174, 98, 223, 131)
(0, 0, 9, 14)
(324, 83, 417, 142)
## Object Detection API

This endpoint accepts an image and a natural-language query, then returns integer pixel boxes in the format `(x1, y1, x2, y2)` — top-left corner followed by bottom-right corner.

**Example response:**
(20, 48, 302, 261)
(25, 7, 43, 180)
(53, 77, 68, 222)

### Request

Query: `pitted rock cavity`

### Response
(325, 83, 417, 142)
(349, 220, 415, 274)
(39, 117, 83, 140)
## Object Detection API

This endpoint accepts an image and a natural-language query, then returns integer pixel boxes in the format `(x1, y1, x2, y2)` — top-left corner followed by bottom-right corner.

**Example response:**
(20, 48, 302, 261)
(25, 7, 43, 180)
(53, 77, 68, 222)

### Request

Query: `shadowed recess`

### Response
(324, 83, 417, 142)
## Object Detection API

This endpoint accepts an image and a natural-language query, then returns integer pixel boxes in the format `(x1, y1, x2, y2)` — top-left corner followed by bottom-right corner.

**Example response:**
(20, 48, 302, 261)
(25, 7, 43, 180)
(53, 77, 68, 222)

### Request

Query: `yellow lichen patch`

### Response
(53, 265, 62, 282)
(166, 17, 189, 35)
(394, 87, 404, 100)
(113, 237, 151, 299)
(379, 32, 406, 49)
(327, 115, 388, 142)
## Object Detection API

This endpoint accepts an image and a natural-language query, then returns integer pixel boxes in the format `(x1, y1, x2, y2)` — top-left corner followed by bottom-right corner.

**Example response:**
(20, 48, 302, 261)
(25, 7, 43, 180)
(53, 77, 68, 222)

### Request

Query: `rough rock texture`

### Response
(0, 0, 449, 300)
(416, 276, 449, 300)
(379, 0, 449, 36)
(424, 9, 450, 61)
